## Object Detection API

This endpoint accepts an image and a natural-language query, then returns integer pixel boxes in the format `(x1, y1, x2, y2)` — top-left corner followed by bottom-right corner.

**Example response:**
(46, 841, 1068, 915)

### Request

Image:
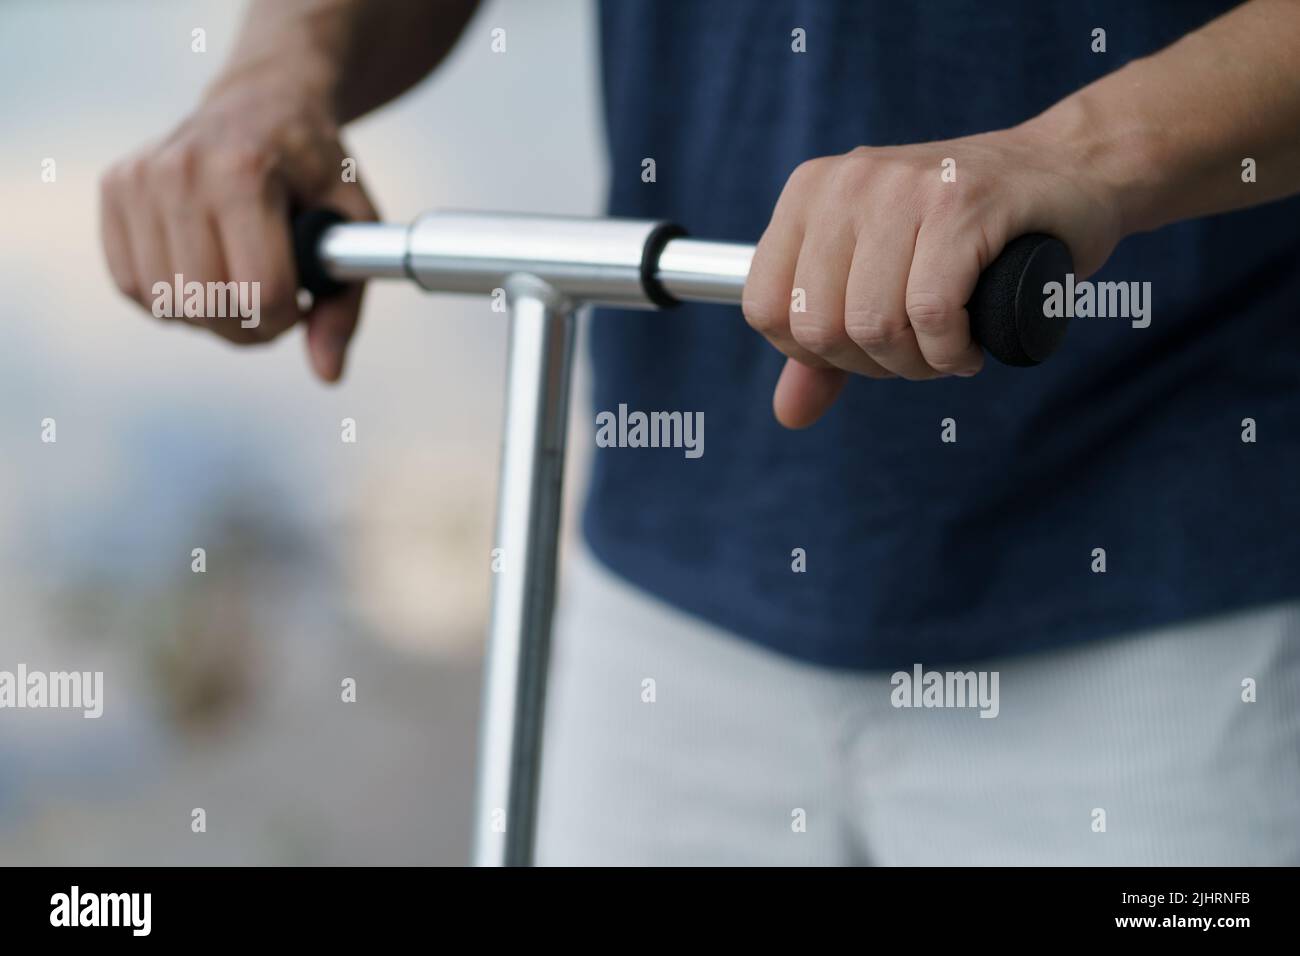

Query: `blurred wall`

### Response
(0, 0, 604, 865)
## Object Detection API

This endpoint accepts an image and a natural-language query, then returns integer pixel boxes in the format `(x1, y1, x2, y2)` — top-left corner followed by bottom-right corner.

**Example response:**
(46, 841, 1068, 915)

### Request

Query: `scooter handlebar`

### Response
(293, 209, 1072, 367)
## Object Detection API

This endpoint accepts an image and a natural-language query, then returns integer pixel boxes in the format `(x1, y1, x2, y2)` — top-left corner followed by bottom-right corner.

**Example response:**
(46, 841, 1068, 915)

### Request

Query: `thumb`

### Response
(305, 283, 365, 383)
(302, 175, 378, 384)
(773, 358, 847, 429)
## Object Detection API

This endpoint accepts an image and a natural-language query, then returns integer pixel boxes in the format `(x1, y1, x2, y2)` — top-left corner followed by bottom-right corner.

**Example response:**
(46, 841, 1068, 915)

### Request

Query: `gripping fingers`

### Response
(114, 159, 177, 317)
(905, 220, 984, 376)
(789, 222, 893, 379)
(843, 227, 940, 381)
(211, 182, 299, 343)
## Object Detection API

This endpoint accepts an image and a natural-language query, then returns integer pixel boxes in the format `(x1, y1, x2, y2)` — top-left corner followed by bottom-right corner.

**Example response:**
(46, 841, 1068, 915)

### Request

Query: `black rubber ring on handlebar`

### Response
(640, 221, 689, 309)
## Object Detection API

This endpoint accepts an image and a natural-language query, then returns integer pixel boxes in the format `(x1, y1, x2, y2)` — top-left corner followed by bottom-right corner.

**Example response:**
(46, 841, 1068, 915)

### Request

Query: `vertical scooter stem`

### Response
(471, 275, 574, 867)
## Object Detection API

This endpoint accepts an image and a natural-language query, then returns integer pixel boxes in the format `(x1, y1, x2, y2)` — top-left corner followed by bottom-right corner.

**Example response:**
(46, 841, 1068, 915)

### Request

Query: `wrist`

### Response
(1017, 84, 1168, 240)
(203, 42, 343, 121)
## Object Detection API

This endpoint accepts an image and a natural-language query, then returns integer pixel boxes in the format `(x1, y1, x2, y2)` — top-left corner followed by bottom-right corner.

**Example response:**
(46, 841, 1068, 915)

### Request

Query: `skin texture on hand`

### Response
(99, 74, 377, 382)
(742, 125, 1126, 429)
(98, 0, 479, 384)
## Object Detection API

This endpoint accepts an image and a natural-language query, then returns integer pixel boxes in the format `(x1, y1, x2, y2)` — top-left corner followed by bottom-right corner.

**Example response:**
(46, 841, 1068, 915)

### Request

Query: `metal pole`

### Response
(314, 213, 754, 308)
(470, 274, 574, 867)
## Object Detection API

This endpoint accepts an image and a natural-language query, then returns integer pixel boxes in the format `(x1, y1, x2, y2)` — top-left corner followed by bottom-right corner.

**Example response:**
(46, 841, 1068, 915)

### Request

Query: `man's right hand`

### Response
(99, 69, 377, 382)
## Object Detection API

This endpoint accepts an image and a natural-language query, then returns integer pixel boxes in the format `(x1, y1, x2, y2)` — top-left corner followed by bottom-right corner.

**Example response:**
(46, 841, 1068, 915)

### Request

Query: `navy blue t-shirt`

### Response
(584, 0, 1300, 670)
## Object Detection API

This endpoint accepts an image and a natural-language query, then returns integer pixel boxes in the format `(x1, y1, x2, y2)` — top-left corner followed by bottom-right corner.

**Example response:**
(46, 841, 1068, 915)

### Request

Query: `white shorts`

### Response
(534, 544, 1300, 865)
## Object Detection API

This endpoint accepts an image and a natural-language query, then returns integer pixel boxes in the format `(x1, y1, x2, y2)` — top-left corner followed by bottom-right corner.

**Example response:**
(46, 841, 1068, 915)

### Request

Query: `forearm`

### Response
(207, 0, 479, 122)
(1024, 0, 1300, 237)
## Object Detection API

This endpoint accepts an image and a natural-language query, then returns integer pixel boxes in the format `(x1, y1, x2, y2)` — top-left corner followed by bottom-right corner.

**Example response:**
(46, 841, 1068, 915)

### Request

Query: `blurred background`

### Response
(0, 0, 603, 864)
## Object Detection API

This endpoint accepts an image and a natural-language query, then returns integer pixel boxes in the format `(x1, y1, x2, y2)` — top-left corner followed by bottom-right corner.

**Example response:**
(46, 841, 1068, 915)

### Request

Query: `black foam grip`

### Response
(967, 233, 1074, 367)
(292, 207, 349, 301)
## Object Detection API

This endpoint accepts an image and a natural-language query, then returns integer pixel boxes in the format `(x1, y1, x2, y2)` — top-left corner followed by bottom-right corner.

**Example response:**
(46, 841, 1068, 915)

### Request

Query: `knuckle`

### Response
(788, 316, 847, 356)
(211, 142, 273, 188)
(742, 294, 789, 336)
(855, 153, 927, 203)
(786, 156, 832, 193)
(832, 150, 876, 193)
(905, 291, 962, 336)
(845, 309, 908, 351)
(788, 158, 819, 185)
(152, 142, 200, 193)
